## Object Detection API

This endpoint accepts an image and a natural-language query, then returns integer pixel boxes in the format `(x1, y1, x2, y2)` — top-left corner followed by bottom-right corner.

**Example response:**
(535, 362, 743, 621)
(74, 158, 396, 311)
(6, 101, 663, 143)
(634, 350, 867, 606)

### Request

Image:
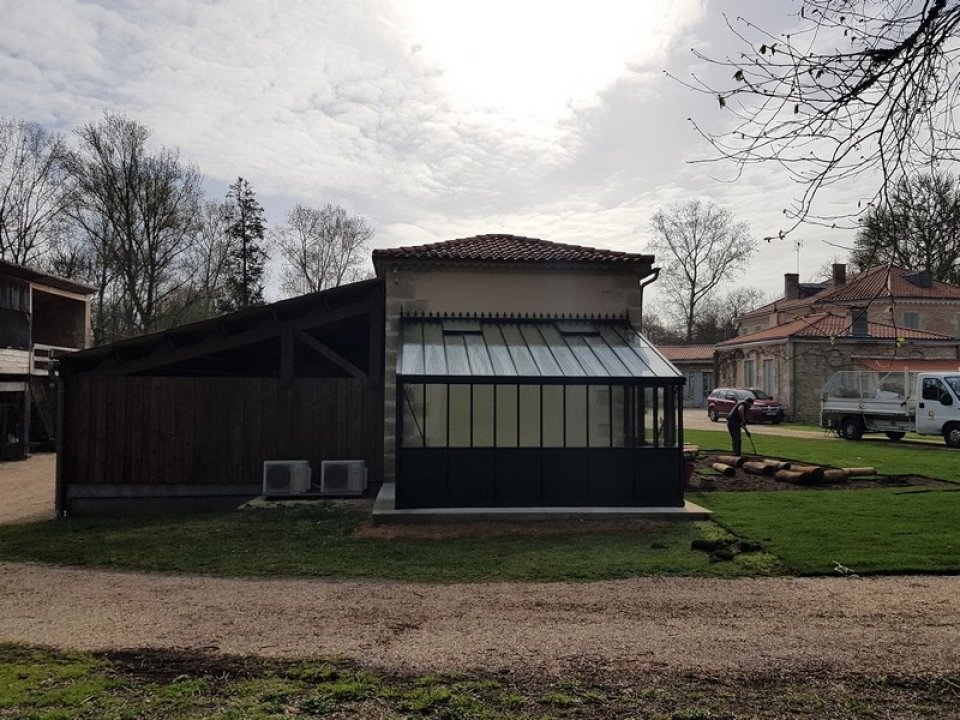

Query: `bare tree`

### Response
(63, 112, 202, 339)
(852, 171, 960, 283)
(649, 199, 756, 342)
(0, 118, 70, 266)
(276, 203, 373, 296)
(682, 1, 960, 236)
(46, 220, 124, 345)
(694, 288, 769, 343)
(190, 200, 233, 315)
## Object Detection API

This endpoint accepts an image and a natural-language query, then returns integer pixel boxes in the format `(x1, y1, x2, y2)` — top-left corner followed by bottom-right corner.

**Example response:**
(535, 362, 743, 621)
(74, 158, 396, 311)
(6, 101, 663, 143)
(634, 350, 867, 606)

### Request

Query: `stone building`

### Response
(718, 264, 960, 422)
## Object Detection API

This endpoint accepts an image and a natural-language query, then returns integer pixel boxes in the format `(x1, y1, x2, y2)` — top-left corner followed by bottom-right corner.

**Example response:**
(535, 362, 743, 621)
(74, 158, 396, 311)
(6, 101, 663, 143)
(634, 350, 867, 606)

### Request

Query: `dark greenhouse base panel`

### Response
(396, 447, 683, 509)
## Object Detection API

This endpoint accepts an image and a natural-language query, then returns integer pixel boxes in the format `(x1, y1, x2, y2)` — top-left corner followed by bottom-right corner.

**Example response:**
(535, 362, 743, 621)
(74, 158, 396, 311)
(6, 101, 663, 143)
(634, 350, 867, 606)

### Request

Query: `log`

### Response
(842, 466, 877, 477)
(822, 469, 849, 482)
(711, 462, 736, 477)
(774, 469, 806, 483)
(762, 459, 792, 470)
(775, 467, 825, 484)
(790, 464, 823, 474)
(742, 461, 776, 476)
(716, 455, 747, 467)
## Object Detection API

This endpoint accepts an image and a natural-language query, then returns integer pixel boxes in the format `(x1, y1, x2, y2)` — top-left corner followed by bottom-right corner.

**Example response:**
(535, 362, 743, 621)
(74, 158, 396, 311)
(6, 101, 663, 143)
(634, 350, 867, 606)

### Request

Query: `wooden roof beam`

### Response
(295, 331, 365, 378)
(107, 300, 371, 376)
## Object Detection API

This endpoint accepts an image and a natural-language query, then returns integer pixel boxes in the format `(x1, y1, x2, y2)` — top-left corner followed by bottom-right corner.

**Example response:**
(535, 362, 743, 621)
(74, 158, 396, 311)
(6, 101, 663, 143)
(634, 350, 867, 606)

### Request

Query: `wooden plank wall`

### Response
(61, 376, 382, 486)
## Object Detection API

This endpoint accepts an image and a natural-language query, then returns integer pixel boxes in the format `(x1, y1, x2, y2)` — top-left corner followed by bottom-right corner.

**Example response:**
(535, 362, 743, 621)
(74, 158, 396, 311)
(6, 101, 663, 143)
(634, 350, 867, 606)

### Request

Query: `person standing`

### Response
(727, 396, 755, 455)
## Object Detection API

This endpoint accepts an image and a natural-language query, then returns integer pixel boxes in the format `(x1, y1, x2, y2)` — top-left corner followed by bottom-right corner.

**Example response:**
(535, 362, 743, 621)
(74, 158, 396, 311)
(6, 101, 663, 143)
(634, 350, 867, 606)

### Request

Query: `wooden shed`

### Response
(56, 279, 384, 515)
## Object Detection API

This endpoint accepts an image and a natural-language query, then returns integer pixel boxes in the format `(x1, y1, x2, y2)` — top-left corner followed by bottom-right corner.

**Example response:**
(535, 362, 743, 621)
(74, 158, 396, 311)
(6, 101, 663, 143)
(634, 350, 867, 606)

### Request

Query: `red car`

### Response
(707, 388, 785, 423)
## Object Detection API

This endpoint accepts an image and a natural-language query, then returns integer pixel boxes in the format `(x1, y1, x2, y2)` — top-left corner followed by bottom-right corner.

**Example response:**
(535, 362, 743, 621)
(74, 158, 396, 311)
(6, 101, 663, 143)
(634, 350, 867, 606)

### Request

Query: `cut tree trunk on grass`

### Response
(790, 464, 824, 475)
(843, 467, 877, 477)
(711, 462, 736, 477)
(742, 461, 777, 476)
(716, 455, 747, 467)
(763, 459, 792, 470)
(822, 469, 849, 482)
(774, 467, 826, 484)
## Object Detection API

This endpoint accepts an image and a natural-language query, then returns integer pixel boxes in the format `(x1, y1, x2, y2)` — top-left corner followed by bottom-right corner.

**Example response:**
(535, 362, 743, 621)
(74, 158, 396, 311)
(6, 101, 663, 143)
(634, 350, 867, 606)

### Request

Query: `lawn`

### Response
(0, 431, 956, 581)
(0, 504, 774, 582)
(691, 487, 960, 575)
(686, 428, 960, 574)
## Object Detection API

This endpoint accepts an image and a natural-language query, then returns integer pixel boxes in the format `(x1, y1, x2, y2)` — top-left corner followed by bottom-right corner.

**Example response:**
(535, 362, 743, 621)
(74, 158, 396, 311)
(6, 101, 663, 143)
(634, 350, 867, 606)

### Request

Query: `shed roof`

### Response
(0, 258, 96, 295)
(60, 278, 383, 375)
(373, 234, 654, 271)
(398, 316, 681, 379)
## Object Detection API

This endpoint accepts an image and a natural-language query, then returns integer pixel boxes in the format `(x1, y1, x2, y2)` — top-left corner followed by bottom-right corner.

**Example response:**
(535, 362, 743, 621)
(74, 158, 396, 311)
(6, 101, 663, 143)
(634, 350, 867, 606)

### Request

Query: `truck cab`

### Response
(916, 374, 960, 446)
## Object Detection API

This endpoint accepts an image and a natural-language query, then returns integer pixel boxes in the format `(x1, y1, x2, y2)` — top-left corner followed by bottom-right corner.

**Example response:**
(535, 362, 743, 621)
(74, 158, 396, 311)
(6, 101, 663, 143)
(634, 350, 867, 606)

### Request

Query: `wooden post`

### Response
(18, 385, 30, 460)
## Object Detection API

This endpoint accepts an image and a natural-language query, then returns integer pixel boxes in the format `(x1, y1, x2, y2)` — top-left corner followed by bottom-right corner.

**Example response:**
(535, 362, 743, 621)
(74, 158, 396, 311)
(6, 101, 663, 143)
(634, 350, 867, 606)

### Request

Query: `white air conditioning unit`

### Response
(320, 460, 367, 496)
(262, 460, 312, 496)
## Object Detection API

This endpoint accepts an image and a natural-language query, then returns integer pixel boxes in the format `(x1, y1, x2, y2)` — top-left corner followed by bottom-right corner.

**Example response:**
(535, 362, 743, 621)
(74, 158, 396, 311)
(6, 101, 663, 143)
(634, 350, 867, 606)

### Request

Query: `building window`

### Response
(903, 311, 920, 329)
(762, 359, 774, 396)
(744, 359, 755, 387)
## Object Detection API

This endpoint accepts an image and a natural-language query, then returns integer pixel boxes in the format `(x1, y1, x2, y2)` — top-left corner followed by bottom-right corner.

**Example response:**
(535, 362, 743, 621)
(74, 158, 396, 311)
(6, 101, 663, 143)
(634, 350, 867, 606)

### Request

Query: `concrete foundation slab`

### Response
(371, 482, 711, 524)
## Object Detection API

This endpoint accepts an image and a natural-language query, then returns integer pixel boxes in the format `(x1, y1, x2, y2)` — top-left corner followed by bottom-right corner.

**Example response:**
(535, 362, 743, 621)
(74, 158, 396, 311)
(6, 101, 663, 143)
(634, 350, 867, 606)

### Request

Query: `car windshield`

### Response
(945, 376, 960, 397)
(749, 389, 773, 400)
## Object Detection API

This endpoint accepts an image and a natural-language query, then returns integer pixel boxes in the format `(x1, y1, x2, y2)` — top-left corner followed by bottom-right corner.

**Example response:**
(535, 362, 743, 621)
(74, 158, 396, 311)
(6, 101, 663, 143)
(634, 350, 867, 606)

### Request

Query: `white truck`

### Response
(821, 370, 960, 447)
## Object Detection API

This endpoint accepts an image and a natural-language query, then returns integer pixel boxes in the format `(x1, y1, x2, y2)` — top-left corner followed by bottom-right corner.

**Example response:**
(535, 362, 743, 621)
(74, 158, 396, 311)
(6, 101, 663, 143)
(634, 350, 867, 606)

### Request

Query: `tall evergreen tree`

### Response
(222, 177, 267, 311)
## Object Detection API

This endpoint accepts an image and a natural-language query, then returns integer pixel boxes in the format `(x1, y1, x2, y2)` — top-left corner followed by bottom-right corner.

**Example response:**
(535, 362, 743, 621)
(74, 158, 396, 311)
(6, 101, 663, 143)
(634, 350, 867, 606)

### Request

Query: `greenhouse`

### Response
(395, 314, 685, 508)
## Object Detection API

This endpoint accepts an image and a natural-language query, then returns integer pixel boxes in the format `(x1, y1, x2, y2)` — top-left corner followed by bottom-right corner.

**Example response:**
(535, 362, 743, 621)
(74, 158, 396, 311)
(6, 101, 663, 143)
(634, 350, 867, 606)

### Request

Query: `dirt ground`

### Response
(687, 453, 954, 492)
(0, 452, 55, 524)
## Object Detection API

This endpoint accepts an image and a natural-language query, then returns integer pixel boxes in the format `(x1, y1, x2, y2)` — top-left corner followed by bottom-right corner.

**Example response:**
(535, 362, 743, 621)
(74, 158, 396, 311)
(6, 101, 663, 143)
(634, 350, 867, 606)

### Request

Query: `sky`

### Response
(0, 0, 870, 304)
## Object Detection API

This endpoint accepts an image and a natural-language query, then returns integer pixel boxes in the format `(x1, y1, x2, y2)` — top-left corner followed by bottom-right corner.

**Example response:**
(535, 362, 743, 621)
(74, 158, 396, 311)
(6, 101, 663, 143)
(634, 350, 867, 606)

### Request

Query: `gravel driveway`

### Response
(2, 563, 957, 678)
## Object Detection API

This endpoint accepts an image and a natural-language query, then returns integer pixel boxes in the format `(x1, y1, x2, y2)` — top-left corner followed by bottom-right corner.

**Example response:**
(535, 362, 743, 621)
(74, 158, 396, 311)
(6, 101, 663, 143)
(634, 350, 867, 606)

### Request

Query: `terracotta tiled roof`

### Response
(657, 344, 715, 362)
(741, 266, 960, 323)
(813, 265, 960, 302)
(717, 312, 952, 346)
(372, 234, 653, 269)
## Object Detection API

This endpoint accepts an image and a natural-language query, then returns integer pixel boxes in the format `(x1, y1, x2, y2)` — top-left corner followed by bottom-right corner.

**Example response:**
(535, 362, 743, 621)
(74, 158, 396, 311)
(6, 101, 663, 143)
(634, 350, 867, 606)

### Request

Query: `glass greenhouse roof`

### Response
(398, 318, 681, 379)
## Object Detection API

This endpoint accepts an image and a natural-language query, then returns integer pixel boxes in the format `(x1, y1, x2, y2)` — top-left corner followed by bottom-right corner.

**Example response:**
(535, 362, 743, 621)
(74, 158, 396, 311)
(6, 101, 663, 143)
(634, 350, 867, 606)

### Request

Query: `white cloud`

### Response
(0, 0, 876, 302)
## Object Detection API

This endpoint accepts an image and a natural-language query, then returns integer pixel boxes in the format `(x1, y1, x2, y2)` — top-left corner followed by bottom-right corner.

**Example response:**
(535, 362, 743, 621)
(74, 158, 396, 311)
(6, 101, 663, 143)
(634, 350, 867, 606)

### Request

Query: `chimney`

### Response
(850, 307, 869, 337)
(784, 273, 800, 300)
(832, 263, 846, 286)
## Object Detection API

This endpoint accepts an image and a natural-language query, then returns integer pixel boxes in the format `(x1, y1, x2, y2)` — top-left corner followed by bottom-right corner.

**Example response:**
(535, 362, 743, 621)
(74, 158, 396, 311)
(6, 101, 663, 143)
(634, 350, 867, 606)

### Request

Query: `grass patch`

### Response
(1, 432, 954, 581)
(684, 429, 960, 484)
(692, 487, 960, 575)
(2, 644, 957, 720)
(0, 504, 765, 582)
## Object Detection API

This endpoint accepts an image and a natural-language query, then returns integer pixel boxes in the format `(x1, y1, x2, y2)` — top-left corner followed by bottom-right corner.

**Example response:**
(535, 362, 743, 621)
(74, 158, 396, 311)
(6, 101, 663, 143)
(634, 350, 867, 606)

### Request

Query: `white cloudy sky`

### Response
(0, 0, 869, 301)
